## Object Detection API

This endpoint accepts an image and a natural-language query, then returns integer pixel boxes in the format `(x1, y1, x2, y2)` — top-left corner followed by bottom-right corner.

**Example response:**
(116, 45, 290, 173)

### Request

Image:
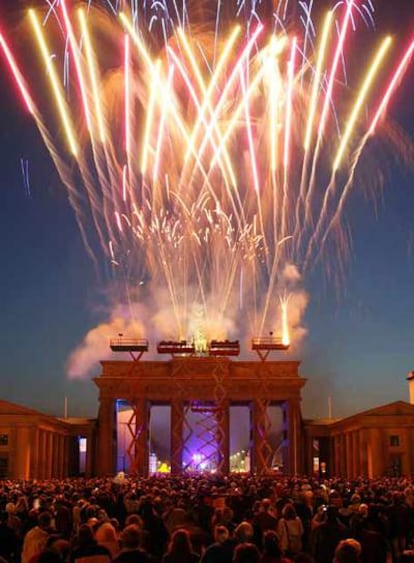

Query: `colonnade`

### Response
(35, 428, 68, 479)
(331, 429, 390, 477)
(11, 426, 69, 479)
(306, 426, 414, 478)
(96, 396, 303, 476)
(331, 430, 366, 477)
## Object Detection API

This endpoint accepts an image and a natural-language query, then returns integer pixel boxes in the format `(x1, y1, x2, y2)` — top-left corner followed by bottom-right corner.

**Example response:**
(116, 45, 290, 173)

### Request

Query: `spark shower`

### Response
(1, 0, 413, 354)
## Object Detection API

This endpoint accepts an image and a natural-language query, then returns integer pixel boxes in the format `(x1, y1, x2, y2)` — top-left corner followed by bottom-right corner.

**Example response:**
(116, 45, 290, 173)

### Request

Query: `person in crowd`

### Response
(333, 539, 362, 563)
(195, 495, 215, 535)
(253, 498, 278, 548)
(70, 524, 111, 563)
(351, 504, 388, 563)
(4, 473, 414, 563)
(124, 513, 143, 529)
(200, 524, 234, 563)
(6, 502, 24, 544)
(163, 499, 188, 533)
(261, 530, 291, 563)
(140, 498, 169, 560)
(233, 542, 261, 563)
(294, 491, 314, 552)
(0, 509, 19, 562)
(349, 503, 368, 538)
(113, 524, 152, 563)
(22, 512, 54, 563)
(222, 507, 236, 535)
(37, 537, 70, 563)
(234, 521, 254, 545)
(124, 491, 140, 516)
(55, 499, 72, 540)
(162, 528, 199, 563)
(276, 503, 304, 557)
(95, 522, 121, 559)
(293, 554, 315, 563)
(388, 491, 411, 563)
(310, 505, 348, 563)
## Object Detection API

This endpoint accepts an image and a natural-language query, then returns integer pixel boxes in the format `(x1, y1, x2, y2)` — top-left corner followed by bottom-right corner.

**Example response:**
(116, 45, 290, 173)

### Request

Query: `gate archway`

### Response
(94, 356, 306, 475)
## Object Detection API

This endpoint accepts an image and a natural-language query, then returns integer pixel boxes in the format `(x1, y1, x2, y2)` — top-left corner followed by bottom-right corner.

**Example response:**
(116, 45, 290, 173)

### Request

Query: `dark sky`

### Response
(0, 0, 413, 423)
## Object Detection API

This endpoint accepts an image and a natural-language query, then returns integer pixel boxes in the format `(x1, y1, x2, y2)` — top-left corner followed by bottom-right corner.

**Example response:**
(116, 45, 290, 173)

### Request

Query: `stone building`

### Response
(304, 401, 414, 478)
(0, 361, 413, 479)
(0, 399, 95, 479)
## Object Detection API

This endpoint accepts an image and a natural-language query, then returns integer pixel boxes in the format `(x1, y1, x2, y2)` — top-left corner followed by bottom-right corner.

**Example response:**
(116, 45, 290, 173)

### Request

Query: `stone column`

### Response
(97, 397, 116, 475)
(359, 430, 368, 476)
(40, 430, 47, 479)
(371, 428, 389, 477)
(85, 430, 93, 477)
(47, 432, 54, 478)
(345, 433, 352, 477)
(281, 404, 288, 472)
(353, 431, 360, 477)
(340, 433, 347, 476)
(133, 398, 149, 476)
(6, 428, 16, 479)
(336, 435, 341, 475)
(170, 400, 184, 475)
(304, 431, 313, 475)
(30, 426, 39, 479)
(251, 399, 269, 475)
(286, 399, 302, 475)
(62, 435, 69, 477)
(409, 429, 414, 474)
(216, 400, 230, 474)
(330, 435, 334, 475)
(39, 430, 47, 479)
(336, 435, 342, 475)
(328, 436, 335, 477)
(15, 426, 31, 480)
(52, 433, 59, 477)
(371, 430, 382, 476)
(58, 434, 65, 477)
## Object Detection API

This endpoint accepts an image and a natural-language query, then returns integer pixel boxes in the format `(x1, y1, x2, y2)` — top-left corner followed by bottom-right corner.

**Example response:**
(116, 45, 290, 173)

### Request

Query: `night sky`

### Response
(0, 0, 413, 426)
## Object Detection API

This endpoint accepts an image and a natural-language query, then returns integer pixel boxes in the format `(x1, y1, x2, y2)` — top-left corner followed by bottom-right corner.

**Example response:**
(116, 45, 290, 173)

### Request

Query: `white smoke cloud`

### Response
(282, 262, 302, 284)
(66, 265, 309, 378)
(151, 285, 238, 342)
(279, 263, 309, 349)
(66, 310, 146, 379)
(285, 289, 309, 348)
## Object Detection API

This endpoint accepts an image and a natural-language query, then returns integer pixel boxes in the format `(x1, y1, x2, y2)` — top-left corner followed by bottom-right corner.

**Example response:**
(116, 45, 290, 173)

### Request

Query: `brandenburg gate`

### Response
(94, 338, 306, 475)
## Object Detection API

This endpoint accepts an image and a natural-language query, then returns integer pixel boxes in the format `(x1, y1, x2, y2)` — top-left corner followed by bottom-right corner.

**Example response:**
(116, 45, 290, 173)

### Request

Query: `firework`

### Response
(0, 0, 412, 350)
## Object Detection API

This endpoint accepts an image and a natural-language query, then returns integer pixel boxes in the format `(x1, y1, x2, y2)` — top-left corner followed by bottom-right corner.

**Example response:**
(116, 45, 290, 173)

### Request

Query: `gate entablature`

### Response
(94, 358, 306, 476)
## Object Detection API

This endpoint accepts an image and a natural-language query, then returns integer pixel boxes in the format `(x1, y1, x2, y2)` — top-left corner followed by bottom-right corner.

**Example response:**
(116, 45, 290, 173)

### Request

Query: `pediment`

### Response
(359, 401, 414, 418)
(0, 399, 46, 417)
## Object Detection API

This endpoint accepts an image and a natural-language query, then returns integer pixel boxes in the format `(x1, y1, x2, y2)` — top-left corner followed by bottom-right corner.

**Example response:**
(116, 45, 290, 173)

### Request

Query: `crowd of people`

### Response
(1, 473, 414, 563)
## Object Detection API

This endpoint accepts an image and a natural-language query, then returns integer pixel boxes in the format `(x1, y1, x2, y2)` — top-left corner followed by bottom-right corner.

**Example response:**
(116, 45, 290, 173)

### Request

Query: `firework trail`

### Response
(0, 0, 412, 352)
